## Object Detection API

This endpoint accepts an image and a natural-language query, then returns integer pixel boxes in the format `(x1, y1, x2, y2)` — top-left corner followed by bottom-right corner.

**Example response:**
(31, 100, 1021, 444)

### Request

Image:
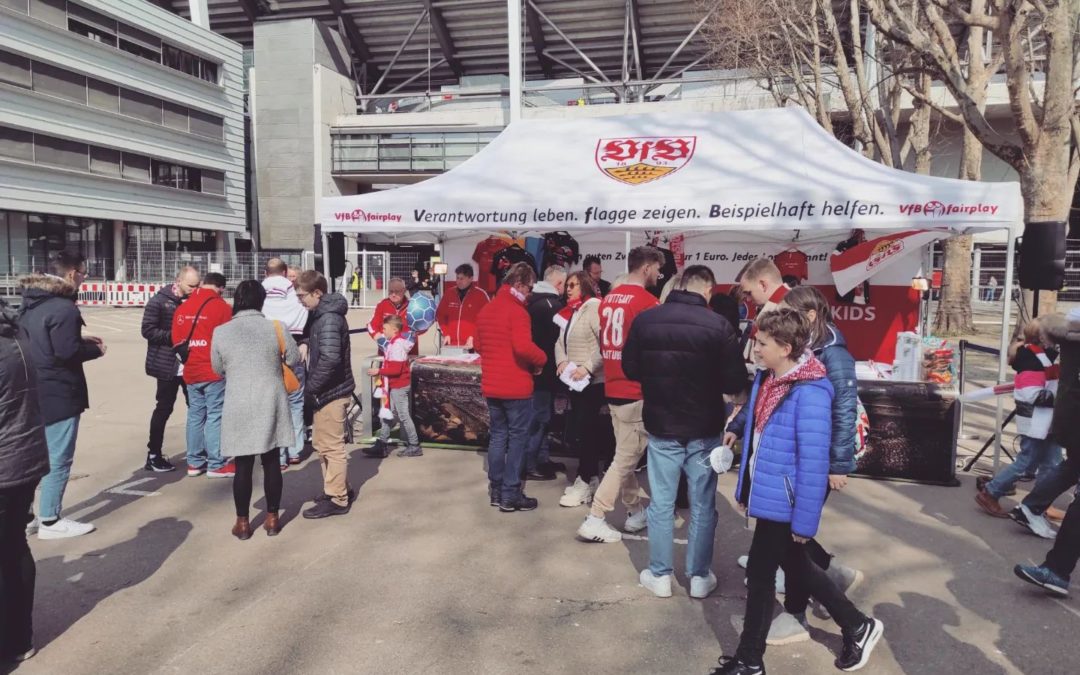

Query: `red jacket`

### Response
(436, 283, 490, 346)
(171, 288, 232, 384)
(379, 335, 413, 390)
(474, 286, 546, 399)
(368, 297, 418, 355)
(600, 284, 658, 401)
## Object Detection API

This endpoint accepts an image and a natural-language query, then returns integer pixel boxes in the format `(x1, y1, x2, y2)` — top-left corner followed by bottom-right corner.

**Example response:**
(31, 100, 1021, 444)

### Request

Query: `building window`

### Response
(28, 0, 65, 29)
(34, 135, 89, 171)
(189, 109, 224, 140)
(152, 159, 201, 192)
(119, 88, 162, 125)
(67, 3, 118, 48)
(0, 127, 34, 161)
(1, 0, 30, 15)
(162, 43, 219, 85)
(202, 170, 225, 195)
(0, 49, 32, 89)
(118, 23, 161, 63)
(162, 101, 188, 132)
(121, 152, 151, 183)
(32, 61, 87, 105)
(87, 77, 119, 112)
(89, 146, 121, 178)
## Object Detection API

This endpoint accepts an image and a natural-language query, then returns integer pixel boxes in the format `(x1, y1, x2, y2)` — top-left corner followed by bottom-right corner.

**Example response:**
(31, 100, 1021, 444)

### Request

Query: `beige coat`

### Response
(555, 297, 604, 384)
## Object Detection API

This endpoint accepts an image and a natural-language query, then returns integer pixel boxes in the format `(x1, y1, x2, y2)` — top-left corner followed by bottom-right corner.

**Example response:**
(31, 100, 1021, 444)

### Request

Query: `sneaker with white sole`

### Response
(738, 555, 786, 594)
(559, 476, 595, 507)
(577, 516, 622, 543)
(38, 518, 95, 540)
(835, 617, 884, 671)
(639, 569, 673, 598)
(25, 517, 38, 537)
(206, 462, 236, 479)
(1010, 504, 1057, 540)
(766, 612, 810, 645)
(690, 571, 718, 599)
(624, 508, 648, 533)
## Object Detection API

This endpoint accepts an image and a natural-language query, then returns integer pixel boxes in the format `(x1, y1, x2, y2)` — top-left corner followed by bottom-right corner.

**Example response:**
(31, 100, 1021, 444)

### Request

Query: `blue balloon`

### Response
(405, 294, 437, 334)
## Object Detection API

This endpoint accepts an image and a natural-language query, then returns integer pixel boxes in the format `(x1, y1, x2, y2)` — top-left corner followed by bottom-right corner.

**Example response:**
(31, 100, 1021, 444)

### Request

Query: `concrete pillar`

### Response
(188, 0, 210, 30)
(112, 220, 126, 281)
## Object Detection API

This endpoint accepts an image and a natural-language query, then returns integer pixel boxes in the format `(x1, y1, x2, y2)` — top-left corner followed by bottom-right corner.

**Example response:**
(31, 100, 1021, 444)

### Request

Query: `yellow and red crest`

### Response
(595, 136, 697, 185)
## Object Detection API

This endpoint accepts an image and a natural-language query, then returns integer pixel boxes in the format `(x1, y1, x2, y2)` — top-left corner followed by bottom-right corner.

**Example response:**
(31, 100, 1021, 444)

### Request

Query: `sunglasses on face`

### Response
(567, 282, 579, 289)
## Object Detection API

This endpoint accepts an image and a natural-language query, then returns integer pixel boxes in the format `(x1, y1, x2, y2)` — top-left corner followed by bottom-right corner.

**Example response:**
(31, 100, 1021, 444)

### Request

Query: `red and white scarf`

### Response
(753, 351, 828, 433)
(553, 297, 584, 331)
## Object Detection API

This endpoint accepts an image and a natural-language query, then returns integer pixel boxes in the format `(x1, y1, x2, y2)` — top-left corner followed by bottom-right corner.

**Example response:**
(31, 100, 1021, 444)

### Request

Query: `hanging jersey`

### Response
(600, 284, 659, 401)
(544, 231, 580, 268)
(774, 249, 809, 281)
(491, 246, 537, 288)
(473, 237, 509, 294)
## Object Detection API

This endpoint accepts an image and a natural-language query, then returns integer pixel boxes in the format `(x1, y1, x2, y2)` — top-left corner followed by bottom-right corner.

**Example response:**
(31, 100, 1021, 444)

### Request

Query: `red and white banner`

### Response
(77, 283, 161, 307)
(830, 230, 944, 296)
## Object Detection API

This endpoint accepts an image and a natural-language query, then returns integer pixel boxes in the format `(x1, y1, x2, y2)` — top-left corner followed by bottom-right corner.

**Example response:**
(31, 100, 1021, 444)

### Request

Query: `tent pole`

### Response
(508, 0, 523, 122)
(322, 231, 332, 291)
(624, 231, 631, 273)
(993, 226, 1017, 472)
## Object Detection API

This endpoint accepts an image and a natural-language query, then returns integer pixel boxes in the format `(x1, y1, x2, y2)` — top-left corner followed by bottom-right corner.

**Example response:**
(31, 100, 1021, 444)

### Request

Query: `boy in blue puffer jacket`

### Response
(713, 308, 883, 675)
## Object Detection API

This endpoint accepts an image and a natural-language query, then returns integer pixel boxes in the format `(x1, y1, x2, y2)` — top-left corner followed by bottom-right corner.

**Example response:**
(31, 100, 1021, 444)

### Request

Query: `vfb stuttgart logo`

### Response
(867, 238, 904, 270)
(595, 136, 697, 186)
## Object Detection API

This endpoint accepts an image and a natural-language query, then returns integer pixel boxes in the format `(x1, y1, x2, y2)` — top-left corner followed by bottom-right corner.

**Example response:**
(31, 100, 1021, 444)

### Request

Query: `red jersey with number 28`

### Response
(600, 284, 659, 400)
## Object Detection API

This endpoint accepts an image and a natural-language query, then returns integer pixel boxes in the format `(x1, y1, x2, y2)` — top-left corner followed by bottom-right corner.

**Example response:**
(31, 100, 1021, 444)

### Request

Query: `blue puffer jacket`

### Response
(727, 324, 857, 475)
(735, 371, 834, 538)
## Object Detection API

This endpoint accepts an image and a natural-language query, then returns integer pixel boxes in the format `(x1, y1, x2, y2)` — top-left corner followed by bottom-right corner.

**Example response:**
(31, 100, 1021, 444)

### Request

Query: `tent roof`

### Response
(320, 108, 1022, 236)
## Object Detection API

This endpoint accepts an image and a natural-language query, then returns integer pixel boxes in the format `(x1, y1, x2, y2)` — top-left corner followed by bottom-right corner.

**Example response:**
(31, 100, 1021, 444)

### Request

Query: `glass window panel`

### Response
(28, 0, 65, 28)
(32, 61, 87, 105)
(89, 146, 121, 177)
(0, 0, 29, 14)
(118, 23, 160, 53)
(0, 49, 32, 89)
(67, 3, 117, 36)
(34, 135, 89, 171)
(199, 59, 218, 84)
(188, 109, 223, 139)
(87, 77, 119, 112)
(0, 127, 34, 161)
(162, 101, 188, 131)
(202, 169, 224, 195)
(121, 152, 150, 183)
(119, 88, 162, 124)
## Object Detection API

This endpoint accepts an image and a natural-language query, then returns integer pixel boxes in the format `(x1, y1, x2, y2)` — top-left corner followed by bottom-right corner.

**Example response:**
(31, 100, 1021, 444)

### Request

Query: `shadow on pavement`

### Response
(262, 446, 384, 532)
(45, 455, 191, 526)
(29, 517, 192, 653)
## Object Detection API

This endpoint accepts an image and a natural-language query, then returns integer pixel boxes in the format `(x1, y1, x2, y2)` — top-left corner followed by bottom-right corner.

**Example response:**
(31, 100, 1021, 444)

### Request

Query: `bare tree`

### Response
(866, 0, 1080, 316)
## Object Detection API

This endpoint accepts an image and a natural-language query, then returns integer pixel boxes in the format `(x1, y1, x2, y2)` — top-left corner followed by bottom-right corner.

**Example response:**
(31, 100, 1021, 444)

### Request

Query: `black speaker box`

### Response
(1019, 221, 1066, 291)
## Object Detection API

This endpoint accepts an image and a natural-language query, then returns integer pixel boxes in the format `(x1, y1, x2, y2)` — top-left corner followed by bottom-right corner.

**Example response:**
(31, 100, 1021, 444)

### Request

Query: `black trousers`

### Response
(0, 483, 37, 659)
(232, 450, 283, 518)
(736, 518, 866, 667)
(567, 383, 609, 482)
(1045, 486, 1080, 580)
(782, 488, 834, 615)
(147, 377, 187, 456)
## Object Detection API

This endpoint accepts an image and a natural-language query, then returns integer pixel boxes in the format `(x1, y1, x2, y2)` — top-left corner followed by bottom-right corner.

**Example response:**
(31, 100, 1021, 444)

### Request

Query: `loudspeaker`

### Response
(1019, 221, 1066, 291)
(327, 233, 346, 278)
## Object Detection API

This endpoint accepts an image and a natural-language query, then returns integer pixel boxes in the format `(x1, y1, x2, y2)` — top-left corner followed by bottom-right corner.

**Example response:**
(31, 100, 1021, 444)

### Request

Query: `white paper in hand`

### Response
(709, 445, 734, 474)
(559, 361, 590, 393)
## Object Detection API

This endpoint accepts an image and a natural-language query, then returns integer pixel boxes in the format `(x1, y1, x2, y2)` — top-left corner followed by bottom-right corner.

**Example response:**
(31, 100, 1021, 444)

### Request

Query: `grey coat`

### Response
(211, 310, 300, 457)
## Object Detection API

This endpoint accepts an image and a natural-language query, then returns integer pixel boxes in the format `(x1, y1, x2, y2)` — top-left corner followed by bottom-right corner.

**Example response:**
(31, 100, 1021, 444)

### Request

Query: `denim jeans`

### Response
(186, 380, 226, 471)
(1022, 453, 1080, 516)
(0, 483, 37, 658)
(379, 386, 420, 449)
(526, 389, 553, 472)
(645, 435, 720, 578)
(39, 415, 81, 521)
(986, 435, 1062, 499)
(281, 362, 306, 464)
(486, 398, 533, 502)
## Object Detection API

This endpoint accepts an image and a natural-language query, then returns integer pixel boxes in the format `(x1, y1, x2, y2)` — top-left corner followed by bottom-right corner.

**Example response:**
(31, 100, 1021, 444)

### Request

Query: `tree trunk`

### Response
(933, 122, 979, 336)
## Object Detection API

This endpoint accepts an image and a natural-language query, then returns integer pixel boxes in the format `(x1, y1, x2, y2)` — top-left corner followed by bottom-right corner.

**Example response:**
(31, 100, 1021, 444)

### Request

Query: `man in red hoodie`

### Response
(368, 277, 417, 356)
(436, 263, 489, 348)
(171, 273, 234, 478)
(474, 262, 547, 512)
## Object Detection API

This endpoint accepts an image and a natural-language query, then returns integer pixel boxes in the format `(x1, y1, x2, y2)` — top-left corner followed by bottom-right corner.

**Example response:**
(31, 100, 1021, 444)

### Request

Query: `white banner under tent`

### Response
(319, 107, 1024, 464)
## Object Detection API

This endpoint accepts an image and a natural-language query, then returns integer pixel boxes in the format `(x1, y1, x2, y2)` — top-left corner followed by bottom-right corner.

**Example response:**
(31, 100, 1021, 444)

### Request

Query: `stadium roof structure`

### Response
(160, 0, 718, 93)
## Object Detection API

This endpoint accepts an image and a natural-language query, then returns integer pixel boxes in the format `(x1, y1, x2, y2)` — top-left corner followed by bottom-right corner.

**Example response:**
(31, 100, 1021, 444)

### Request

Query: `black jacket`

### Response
(306, 293, 355, 410)
(1048, 314, 1080, 455)
(0, 299, 49, 490)
(141, 285, 184, 380)
(622, 290, 748, 439)
(19, 275, 104, 425)
(527, 283, 565, 391)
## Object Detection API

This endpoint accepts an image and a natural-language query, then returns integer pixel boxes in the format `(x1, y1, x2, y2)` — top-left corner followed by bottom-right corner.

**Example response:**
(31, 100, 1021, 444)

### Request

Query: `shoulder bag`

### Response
(274, 321, 302, 394)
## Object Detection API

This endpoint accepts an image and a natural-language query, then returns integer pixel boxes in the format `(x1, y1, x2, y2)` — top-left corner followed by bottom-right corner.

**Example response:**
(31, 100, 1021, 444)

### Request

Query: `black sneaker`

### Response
(524, 468, 557, 481)
(711, 656, 764, 674)
(499, 494, 539, 512)
(490, 488, 501, 507)
(314, 488, 357, 504)
(302, 499, 351, 519)
(835, 617, 884, 671)
(362, 440, 390, 458)
(397, 446, 423, 457)
(145, 455, 176, 472)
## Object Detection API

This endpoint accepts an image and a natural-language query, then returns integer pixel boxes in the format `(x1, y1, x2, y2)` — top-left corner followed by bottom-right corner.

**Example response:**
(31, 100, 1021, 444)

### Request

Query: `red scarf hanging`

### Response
(556, 297, 585, 324)
(753, 353, 827, 433)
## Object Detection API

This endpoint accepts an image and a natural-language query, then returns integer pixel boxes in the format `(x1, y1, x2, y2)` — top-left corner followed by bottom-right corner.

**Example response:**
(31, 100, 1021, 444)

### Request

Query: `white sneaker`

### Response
(690, 571, 718, 599)
(577, 516, 622, 543)
(624, 508, 648, 533)
(639, 569, 673, 598)
(38, 518, 95, 540)
(25, 517, 38, 537)
(1017, 504, 1057, 540)
(559, 476, 594, 507)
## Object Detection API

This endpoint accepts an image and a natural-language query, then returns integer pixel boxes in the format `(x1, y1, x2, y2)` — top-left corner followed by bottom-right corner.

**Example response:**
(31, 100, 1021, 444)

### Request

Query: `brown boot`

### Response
(231, 517, 253, 540)
(975, 489, 1009, 518)
(1045, 506, 1067, 523)
(264, 512, 281, 537)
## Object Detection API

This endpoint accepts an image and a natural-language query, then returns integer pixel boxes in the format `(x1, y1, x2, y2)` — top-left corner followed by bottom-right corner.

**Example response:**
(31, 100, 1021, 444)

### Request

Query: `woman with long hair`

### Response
(762, 284, 864, 644)
(211, 280, 300, 539)
(555, 271, 606, 508)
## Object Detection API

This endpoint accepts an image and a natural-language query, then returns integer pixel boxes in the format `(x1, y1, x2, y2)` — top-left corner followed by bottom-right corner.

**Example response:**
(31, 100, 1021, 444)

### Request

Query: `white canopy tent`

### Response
(320, 107, 1024, 463)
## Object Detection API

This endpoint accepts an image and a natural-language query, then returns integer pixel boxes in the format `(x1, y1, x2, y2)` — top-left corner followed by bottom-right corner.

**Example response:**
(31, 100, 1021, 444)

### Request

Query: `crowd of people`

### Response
(2, 245, 1079, 671)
